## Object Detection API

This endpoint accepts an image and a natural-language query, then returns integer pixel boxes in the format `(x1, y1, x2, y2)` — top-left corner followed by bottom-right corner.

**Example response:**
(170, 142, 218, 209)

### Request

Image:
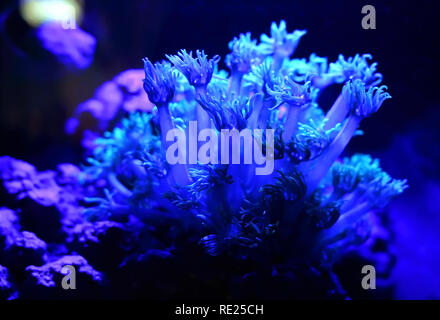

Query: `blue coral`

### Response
(0, 20, 407, 300)
(166, 49, 220, 88)
(143, 59, 177, 105)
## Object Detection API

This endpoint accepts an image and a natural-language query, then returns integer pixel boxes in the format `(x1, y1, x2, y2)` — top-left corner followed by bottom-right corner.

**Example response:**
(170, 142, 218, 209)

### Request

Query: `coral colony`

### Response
(0, 21, 407, 299)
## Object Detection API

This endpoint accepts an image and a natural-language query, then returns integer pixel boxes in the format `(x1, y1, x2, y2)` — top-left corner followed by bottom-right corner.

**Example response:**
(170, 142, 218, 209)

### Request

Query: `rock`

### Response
(68, 221, 132, 271)
(3, 231, 47, 268)
(24, 255, 103, 299)
(0, 157, 85, 242)
(0, 265, 17, 300)
(0, 208, 20, 251)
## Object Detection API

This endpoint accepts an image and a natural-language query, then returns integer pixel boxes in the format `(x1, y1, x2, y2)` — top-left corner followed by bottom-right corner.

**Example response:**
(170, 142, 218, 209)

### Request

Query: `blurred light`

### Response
(20, 0, 83, 28)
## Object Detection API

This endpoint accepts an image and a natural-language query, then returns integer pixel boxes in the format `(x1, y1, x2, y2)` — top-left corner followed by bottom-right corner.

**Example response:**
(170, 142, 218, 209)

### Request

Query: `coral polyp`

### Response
(0, 20, 407, 300)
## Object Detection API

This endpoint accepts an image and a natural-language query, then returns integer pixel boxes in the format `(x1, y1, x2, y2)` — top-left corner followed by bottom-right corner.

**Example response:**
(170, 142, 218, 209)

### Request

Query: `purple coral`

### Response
(66, 69, 155, 150)
(24, 255, 102, 299)
(36, 21, 96, 70)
